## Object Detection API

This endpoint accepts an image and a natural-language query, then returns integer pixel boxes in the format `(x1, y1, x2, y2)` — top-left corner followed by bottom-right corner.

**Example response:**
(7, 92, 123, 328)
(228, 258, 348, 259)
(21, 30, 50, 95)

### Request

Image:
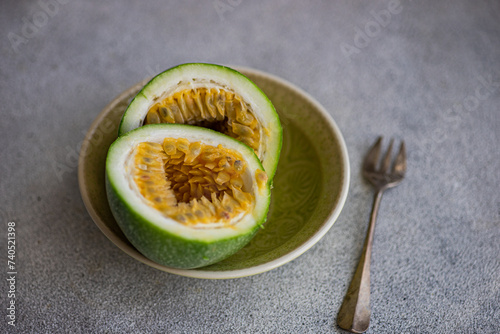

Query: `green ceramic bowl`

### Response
(78, 66, 350, 279)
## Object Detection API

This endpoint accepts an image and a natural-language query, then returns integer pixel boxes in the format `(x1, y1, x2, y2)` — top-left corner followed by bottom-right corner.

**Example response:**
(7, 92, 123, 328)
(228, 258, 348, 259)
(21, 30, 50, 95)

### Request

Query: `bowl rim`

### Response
(78, 66, 350, 279)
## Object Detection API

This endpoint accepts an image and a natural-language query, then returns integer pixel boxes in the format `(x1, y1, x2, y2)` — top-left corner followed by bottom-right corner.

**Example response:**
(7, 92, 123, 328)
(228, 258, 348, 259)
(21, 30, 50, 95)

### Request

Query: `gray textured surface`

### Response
(1, 0, 499, 333)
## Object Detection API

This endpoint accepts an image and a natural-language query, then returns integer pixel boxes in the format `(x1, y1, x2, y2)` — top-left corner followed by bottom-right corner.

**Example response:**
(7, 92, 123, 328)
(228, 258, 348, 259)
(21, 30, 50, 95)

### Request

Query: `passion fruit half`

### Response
(118, 63, 282, 179)
(105, 124, 271, 269)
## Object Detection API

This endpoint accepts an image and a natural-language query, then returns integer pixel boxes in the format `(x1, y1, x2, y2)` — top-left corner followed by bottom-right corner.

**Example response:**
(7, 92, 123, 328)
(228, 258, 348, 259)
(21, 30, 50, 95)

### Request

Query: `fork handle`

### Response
(337, 190, 384, 333)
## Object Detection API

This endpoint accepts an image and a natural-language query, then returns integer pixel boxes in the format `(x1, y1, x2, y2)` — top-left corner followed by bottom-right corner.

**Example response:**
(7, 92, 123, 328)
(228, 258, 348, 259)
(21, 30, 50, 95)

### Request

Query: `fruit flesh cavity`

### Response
(144, 86, 262, 156)
(130, 138, 267, 226)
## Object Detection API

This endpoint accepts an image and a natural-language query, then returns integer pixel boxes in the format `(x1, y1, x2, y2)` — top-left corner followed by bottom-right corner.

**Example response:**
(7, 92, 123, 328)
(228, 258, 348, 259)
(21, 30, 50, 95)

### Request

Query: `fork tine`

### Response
(392, 141, 406, 175)
(379, 138, 394, 173)
(363, 136, 383, 171)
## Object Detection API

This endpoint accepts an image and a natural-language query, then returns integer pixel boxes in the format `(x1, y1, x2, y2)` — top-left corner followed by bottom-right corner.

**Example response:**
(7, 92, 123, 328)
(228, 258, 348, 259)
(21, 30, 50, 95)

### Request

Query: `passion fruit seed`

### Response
(132, 138, 259, 225)
(255, 169, 269, 194)
(144, 87, 261, 154)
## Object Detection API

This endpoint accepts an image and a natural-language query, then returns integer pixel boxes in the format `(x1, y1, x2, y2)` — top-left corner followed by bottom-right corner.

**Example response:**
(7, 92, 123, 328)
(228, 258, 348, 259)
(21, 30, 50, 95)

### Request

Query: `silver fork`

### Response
(337, 137, 406, 333)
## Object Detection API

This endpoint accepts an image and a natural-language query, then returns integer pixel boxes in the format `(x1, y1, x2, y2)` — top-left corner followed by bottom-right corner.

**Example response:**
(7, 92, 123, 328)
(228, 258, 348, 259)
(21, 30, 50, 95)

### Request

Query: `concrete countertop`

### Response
(1, 0, 499, 333)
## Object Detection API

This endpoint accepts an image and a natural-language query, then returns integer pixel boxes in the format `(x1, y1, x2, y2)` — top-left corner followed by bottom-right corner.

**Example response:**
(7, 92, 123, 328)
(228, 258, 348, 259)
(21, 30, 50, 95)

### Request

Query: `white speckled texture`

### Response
(1, 0, 499, 333)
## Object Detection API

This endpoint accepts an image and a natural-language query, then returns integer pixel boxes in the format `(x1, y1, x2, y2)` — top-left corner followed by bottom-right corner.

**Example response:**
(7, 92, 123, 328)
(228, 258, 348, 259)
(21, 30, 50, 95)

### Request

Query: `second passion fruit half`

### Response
(105, 124, 271, 269)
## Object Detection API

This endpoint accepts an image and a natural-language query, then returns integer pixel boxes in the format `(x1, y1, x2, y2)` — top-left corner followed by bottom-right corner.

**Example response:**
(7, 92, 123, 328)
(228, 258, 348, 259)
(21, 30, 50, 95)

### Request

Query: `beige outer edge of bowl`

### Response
(78, 66, 350, 279)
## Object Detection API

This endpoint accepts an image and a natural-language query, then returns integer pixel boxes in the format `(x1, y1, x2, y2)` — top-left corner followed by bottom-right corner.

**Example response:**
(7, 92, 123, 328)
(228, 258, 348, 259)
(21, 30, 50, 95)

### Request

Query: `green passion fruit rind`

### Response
(105, 124, 271, 269)
(118, 63, 282, 179)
